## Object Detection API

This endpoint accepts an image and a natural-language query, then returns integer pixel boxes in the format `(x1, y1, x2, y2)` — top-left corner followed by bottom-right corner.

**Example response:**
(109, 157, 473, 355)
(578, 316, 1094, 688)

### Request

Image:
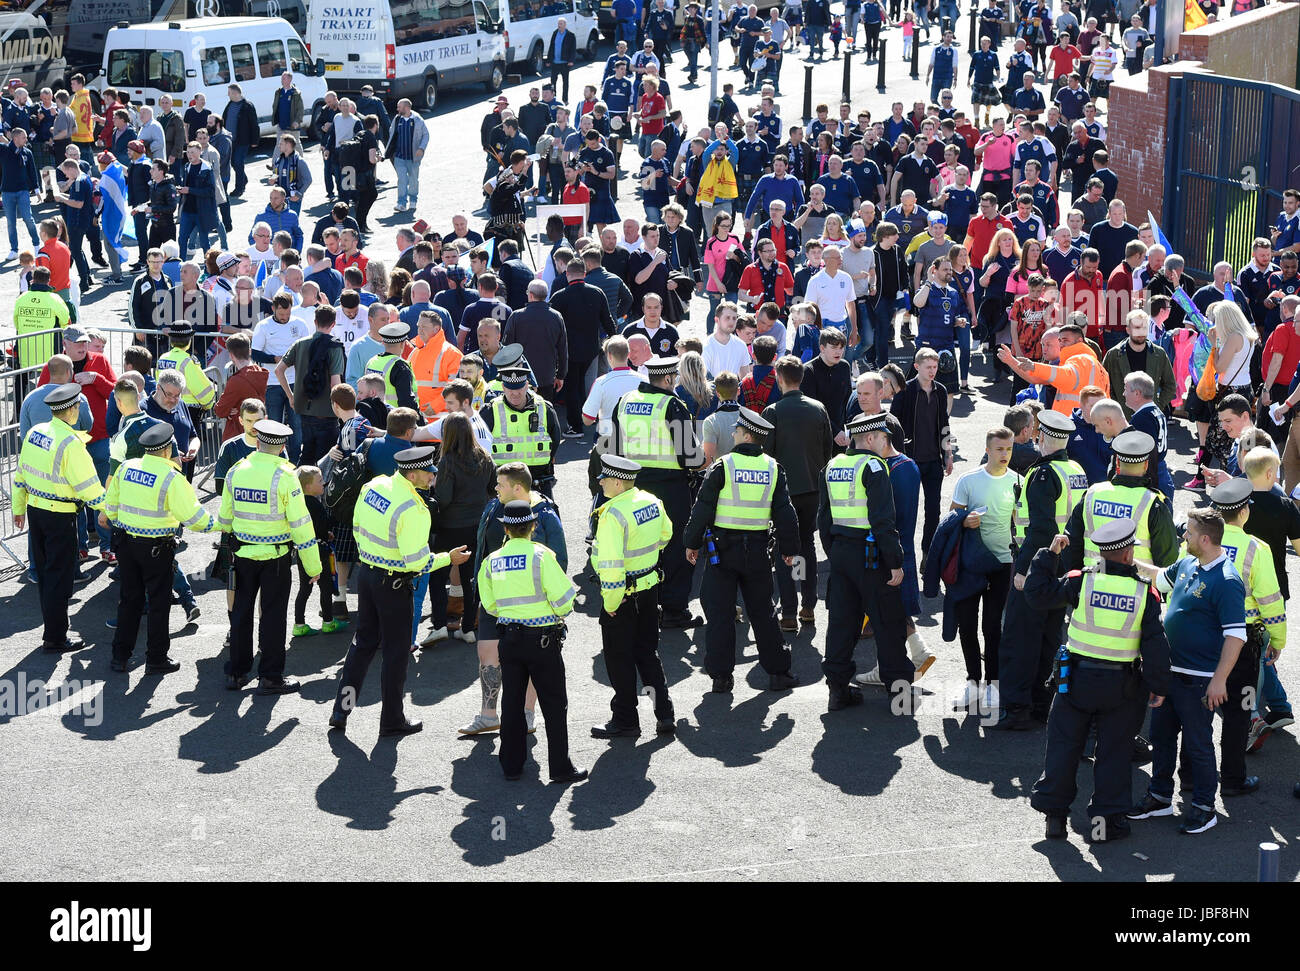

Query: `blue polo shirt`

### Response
(1158, 553, 1247, 677)
(1055, 85, 1088, 121)
(816, 172, 859, 216)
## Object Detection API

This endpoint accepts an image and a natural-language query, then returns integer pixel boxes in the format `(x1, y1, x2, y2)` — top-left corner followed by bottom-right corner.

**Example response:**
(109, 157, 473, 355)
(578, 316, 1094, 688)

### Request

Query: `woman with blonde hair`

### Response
(674, 350, 717, 424)
(366, 259, 391, 302)
(819, 212, 849, 249)
(977, 228, 1021, 373)
(1202, 299, 1259, 472)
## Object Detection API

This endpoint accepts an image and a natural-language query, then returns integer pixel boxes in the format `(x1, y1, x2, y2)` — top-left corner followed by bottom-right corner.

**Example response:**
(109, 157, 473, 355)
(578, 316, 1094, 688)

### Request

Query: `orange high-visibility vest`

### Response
(409, 331, 463, 416)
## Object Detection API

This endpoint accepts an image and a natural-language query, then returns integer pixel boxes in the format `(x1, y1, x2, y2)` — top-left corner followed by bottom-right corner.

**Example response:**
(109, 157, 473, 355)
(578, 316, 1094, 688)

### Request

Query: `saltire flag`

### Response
(1147, 210, 1172, 253)
(97, 160, 133, 259)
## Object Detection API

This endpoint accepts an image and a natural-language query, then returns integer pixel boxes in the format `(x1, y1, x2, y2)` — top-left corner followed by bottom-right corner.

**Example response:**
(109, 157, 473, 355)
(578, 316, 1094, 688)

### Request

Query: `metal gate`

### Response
(1164, 74, 1300, 281)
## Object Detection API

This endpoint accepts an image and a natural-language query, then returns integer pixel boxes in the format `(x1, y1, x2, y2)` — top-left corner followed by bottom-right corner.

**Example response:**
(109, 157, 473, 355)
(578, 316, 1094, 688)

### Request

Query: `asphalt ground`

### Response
(2, 27, 1298, 883)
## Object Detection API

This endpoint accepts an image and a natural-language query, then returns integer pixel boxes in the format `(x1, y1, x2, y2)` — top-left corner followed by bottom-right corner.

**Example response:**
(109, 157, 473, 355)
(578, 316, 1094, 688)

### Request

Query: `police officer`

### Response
(481, 363, 562, 499)
(482, 343, 534, 405)
(1064, 430, 1179, 571)
(994, 409, 1089, 730)
(818, 412, 911, 711)
(611, 356, 704, 629)
(102, 422, 217, 674)
(683, 408, 801, 694)
(219, 419, 321, 695)
(13, 383, 107, 653)
(478, 500, 587, 783)
(365, 321, 420, 411)
(330, 445, 471, 736)
(590, 454, 675, 738)
(155, 319, 216, 429)
(1025, 519, 1170, 842)
(1185, 478, 1280, 797)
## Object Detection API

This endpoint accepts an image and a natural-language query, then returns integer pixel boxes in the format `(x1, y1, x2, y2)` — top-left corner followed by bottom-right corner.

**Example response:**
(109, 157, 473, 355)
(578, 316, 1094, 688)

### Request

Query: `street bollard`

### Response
(910, 24, 920, 79)
(803, 64, 814, 124)
(1259, 842, 1280, 882)
(842, 48, 852, 103)
(877, 39, 888, 92)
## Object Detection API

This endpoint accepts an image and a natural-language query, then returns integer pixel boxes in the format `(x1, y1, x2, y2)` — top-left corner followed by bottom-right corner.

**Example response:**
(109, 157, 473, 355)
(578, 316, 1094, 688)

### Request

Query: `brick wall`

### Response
(1107, 2, 1299, 237)
(1178, 3, 1300, 87)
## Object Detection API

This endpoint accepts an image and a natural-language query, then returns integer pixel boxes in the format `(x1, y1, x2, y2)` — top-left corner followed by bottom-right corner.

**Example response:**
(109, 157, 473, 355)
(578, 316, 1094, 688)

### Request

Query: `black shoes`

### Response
(1127, 795, 1175, 820)
(828, 684, 863, 711)
(591, 721, 640, 739)
(768, 672, 799, 691)
(109, 658, 128, 672)
(255, 677, 300, 695)
(328, 715, 347, 732)
(1044, 815, 1067, 839)
(991, 708, 1032, 731)
(145, 657, 182, 675)
(43, 635, 86, 653)
(710, 674, 734, 694)
(1222, 776, 1260, 797)
(550, 766, 589, 784)
(1087, 815, 1131, 843)
(1179, 806, 1218, 835)
(226, 674, 252, 691)
(378, 718, 423, 737)
(656, 717, 676, 735)
(661, 609, 701, 630)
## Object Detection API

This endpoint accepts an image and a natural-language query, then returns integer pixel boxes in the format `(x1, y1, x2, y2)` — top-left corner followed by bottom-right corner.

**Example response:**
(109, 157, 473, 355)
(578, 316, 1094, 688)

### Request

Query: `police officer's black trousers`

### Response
(1031, 664, 1146, 819)
(998, 588, 1064, 714)
(332, 564, 414, 729)
(638, 473, 692, 612)
(823, 537, 912, 688)
(702, 532, 791, 677)
(113, 535, 176, 664)
(1178, 640, 1261, 791)
(28, 506, 77, 646)
(599, 586, 673, 726)
(229, 553, 292, 680)
(498, 624, 575, 778)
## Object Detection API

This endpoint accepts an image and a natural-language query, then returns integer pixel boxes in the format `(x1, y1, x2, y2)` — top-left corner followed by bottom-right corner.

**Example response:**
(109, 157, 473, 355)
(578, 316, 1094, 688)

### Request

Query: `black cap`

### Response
(254, 419, 293, 445)
(1112, 430, 1154, 463)
(395, 445, 437, 471)
(598, 454, 641, 480)
(736, 407, 773, 437)
(501, 499, 536, 524)
(139, 422, 176, 452)
(845, 411, 888, 436)
(1094, 518, 1136, 552)
(1037, 410, 1074, 440)
(1209, 477, 1252, 513)
(43, 383, 82, 409)
(492, 343, 527, 369)
(499, 366, 530, 389)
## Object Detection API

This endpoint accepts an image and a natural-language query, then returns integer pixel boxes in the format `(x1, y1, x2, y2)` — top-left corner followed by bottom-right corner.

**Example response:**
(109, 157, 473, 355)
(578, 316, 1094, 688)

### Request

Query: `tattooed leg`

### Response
(480, 663, 502, 714)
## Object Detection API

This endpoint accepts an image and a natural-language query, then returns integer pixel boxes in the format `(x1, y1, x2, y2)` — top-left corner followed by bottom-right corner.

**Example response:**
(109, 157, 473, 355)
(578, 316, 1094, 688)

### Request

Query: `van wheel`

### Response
(528, 43, 545, 77)
(585, 31, 599, 60)
(423, 77, 438, 112)
(485, 61, 505, 92)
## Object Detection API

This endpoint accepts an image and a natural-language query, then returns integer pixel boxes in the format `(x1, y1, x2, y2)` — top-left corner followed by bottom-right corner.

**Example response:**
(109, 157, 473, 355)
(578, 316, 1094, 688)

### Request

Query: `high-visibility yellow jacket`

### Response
(478, 536, 578, 625)
(105, 453, 217, 537)
(593, 486, 671, 613)
(353, 472, 452, 575)
(218, 450, 322, 574)
(14, 417, 106, 515)
(157, 346, 216, 409)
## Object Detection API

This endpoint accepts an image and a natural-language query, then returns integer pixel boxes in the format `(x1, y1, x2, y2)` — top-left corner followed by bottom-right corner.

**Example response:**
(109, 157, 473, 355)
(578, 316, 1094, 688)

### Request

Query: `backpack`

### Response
(339, 135, 367, 182)
(323, 438, 375, 521)
(302, 332, 343, 399)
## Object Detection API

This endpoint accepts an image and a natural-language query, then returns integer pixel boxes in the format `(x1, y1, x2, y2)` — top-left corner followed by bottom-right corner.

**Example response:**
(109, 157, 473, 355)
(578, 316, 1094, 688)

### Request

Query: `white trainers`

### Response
(5, 250, 17, 261)
(526, 709, 537, 734)
(453, 628, 477, 644)
(982, 682, 1000, 713)
(458, 713, 500, 735)
(852, 666, 883, 686)
(419, 626, 450, 647)
(952, 679, 980, 710)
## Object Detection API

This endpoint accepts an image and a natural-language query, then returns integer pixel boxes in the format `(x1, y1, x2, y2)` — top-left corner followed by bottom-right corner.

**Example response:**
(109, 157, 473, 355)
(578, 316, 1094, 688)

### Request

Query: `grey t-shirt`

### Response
(915, 237, 954, 279)
(702, 405, 741, 458)
(285, 334, 347, 418)
(839, 244, 877, 298)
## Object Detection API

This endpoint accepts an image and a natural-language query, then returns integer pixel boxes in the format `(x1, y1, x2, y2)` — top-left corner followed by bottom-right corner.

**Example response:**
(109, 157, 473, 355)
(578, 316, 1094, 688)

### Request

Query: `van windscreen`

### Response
(106, 49, 186, 93)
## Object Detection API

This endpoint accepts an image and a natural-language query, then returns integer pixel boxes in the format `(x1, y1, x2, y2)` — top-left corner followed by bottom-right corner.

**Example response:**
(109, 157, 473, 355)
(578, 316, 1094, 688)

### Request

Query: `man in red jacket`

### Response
(213, 332, 269, 440)
(37, 325, 118, 558)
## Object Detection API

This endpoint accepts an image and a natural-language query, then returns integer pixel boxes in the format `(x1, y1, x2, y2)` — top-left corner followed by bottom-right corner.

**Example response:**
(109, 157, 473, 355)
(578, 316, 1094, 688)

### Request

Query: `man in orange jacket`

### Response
(997, 315, 1109, 415)
(408, 309, 463, 418)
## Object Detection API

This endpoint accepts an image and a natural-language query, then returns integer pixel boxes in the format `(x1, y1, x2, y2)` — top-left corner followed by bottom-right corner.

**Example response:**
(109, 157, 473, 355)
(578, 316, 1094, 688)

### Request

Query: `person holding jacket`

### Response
(697, 141, 740, 224)
(176, 141, 219, 260)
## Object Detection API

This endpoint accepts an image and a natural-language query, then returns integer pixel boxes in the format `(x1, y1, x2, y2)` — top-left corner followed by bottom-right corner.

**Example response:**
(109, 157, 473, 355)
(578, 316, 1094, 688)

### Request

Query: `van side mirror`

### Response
(315, 56, 325, 75)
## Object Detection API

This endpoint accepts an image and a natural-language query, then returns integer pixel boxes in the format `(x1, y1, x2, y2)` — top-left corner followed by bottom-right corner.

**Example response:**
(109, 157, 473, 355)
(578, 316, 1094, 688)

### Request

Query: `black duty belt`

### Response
(1072, 656, 1135, 671)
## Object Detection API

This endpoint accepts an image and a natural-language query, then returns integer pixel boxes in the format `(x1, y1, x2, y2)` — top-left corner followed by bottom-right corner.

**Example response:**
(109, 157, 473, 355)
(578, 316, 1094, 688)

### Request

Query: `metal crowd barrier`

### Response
(0, 325, 231, 569)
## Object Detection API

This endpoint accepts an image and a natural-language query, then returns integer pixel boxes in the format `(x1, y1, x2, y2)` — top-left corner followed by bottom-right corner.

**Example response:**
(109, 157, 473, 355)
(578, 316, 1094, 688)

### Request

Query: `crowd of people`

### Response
(6, 0, 1300, 830)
